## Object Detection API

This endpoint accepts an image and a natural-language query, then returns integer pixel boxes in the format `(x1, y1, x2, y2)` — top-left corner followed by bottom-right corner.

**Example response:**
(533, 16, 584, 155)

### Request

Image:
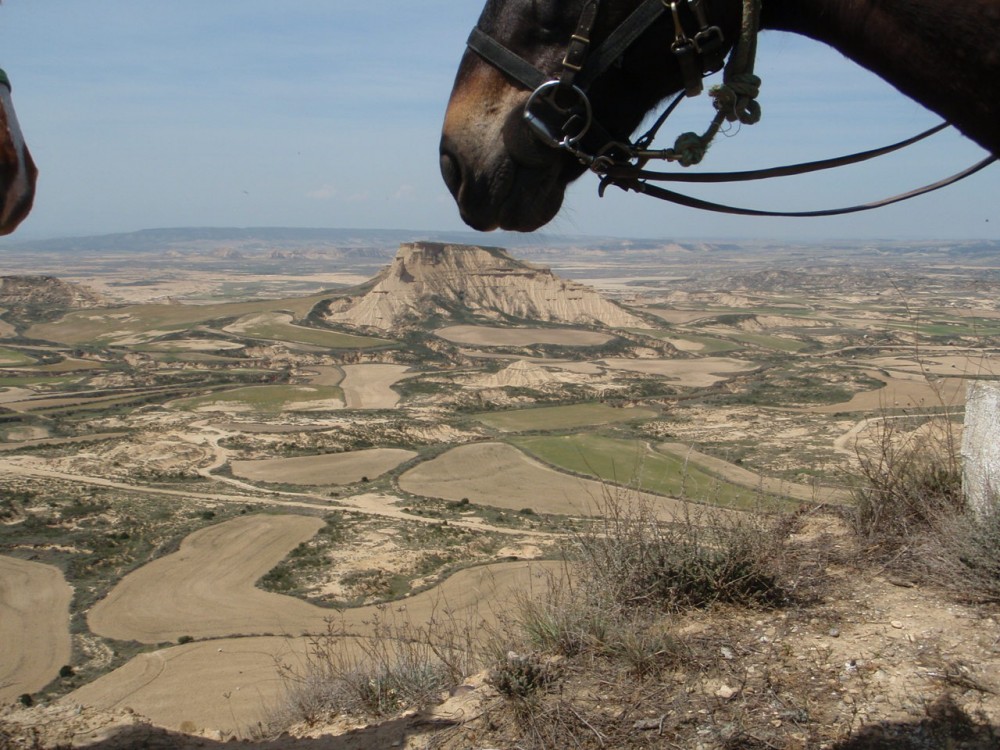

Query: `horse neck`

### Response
(755, 0, 1000, 155)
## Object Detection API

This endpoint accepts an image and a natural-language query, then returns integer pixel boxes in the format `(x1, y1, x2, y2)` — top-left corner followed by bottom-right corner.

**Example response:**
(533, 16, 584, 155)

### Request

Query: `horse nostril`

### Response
(439, 144, 464, 198)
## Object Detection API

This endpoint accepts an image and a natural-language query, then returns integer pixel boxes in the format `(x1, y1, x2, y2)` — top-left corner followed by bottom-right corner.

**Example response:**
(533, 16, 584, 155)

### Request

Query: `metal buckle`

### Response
(694, 25, 725, 56)
(667, 1, 690, 50)
(523, 80, 594, 149)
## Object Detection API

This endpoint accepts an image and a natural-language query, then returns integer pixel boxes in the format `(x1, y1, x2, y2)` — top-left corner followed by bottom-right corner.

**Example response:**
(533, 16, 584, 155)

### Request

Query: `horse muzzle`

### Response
(0, 77, 37, 235)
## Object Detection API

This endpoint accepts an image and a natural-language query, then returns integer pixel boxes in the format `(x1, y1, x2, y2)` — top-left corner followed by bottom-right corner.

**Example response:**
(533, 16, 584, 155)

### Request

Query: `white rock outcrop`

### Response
(962, 380, 1000, 517)
(325, 242, 649, 331)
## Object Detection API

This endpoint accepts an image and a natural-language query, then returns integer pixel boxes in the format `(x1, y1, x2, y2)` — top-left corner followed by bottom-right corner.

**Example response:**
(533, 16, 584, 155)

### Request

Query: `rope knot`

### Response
(710, 73, 762, 124)
(670, 131, 711, 167)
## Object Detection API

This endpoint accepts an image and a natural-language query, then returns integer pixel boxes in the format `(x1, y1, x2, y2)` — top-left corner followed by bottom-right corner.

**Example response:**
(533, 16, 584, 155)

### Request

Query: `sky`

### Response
(0, 0, 996, 242)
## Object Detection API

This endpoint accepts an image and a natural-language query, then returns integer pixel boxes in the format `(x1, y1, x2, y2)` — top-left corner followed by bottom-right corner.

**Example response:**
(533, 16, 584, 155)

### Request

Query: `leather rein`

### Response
(466, 0, 998, 217)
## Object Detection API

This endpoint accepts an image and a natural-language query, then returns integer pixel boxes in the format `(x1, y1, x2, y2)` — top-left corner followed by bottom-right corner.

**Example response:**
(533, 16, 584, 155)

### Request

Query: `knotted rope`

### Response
(660, 0, 763, 166)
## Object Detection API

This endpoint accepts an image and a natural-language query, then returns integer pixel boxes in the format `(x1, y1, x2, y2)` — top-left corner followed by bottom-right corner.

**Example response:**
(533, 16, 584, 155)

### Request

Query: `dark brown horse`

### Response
(0, 69, 36, 234)
(440, 0, 1000, 232)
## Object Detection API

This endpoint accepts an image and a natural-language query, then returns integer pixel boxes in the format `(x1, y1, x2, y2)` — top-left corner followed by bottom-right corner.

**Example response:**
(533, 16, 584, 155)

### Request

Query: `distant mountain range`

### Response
(1, 226, 997, 260)
(0, 226, 640, 256)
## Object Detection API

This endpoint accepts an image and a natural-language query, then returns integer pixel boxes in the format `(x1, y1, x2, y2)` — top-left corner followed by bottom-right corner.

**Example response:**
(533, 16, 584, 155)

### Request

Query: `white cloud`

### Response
(305, 184, 337, 200)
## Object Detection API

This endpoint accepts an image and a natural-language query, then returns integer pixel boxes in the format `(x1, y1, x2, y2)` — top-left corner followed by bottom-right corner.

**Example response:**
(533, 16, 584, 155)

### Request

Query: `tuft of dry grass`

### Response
(567, 489, 795, 614)
(850, 415, 963, 547)
(266, 604, 486, 731)
(850, 412, 1000, 603)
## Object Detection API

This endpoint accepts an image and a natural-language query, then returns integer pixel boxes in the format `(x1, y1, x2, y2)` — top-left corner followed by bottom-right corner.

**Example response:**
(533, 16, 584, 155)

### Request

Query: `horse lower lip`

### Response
(439, 140, 464, 198)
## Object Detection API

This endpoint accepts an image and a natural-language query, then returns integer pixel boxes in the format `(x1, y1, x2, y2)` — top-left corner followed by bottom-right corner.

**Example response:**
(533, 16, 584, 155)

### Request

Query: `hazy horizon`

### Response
(4, 223, 1000, 250)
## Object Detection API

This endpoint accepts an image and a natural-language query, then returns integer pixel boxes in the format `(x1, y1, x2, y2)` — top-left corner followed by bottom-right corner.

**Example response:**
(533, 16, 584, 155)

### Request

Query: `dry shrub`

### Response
(851, 415, 964, 546)
(504, 489, 794, 689)
(571, 489, 792, 613)
(269, 604, 486, 729)
(911, 500, 1000, 603)
(850, 412, 1000, 602)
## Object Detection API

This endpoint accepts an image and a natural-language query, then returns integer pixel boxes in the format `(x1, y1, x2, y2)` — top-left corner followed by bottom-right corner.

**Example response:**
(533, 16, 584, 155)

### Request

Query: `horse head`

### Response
(0, 72, 36, 235)
(440, 0, 737, 231)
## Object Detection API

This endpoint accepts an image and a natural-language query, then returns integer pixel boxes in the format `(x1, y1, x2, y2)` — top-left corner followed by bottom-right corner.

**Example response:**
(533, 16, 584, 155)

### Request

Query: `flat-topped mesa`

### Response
(324, 241, 649, 332)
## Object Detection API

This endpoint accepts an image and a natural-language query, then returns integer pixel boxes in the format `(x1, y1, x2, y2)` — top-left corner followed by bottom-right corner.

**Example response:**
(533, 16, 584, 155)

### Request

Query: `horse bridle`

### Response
(466, 0, 998, 217)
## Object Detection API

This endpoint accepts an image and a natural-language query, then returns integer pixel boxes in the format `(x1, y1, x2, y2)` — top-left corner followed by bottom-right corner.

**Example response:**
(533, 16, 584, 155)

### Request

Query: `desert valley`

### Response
(1, 228, 1000, 749)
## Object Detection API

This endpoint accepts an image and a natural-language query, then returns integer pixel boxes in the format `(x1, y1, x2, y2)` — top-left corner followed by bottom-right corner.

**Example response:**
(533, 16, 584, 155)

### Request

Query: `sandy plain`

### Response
(5, 240, 1000, 747)
(0, 556, 73, 703)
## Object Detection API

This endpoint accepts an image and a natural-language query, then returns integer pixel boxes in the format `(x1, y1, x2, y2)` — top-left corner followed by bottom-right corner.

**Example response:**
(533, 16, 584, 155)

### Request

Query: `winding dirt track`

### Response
(0, 556, 73, 703)
(0, 456, 547, 538)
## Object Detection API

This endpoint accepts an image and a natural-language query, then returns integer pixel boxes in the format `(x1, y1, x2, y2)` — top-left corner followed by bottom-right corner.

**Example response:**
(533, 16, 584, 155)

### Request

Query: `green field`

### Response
(722, 332, 808, 352)
(174, 384, 346, 413)
(475, 402, 657, 432)
(0, 347, 35, 367)
(510, 433, 781, 508)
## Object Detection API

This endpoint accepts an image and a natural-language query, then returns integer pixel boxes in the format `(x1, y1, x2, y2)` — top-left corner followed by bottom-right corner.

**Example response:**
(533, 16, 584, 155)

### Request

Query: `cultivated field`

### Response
(398, 441, 697, 516)
(231, 448, 417, 486)
(435, 324, 613, 347)
(0, 557, 73, 703)
(70, 558, 557, 733)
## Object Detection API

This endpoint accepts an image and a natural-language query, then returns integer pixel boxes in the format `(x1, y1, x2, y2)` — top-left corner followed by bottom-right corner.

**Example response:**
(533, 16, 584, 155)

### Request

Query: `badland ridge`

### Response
(323, 241, 650, 332)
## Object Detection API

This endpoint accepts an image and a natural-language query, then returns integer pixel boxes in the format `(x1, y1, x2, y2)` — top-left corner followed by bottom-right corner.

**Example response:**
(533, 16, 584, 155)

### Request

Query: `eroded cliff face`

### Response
(0, 275, 105, 310)
(324, 242, 649, 331)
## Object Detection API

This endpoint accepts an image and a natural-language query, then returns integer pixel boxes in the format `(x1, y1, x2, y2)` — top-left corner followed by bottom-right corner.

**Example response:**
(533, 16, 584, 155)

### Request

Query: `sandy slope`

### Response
(68, 560, 558, 733)
(0, 556, 73, 703)
(398, 441, 690, 517)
